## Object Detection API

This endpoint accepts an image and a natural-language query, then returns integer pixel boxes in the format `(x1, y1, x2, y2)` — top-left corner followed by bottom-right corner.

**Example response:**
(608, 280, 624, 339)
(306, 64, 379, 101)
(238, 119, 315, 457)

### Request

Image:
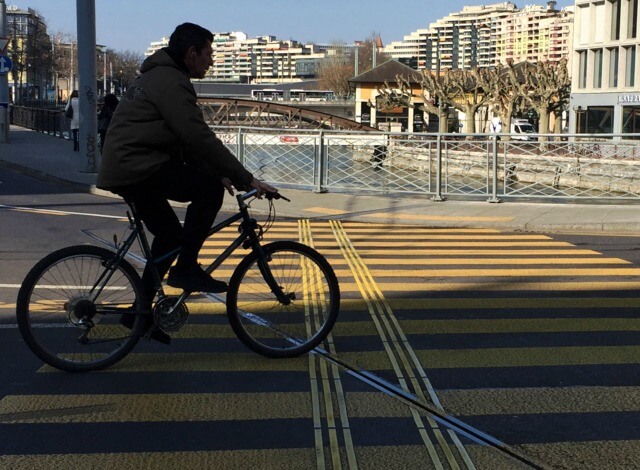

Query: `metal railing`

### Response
(10, 108, 640, 202)
(11, 106, 70, 139)
(214, 127, 640, 202)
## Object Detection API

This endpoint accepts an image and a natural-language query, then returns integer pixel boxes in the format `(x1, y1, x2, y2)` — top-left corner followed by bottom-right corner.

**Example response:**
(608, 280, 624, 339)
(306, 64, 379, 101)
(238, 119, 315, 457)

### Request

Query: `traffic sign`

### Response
(0, 37, 8, 54)
(0, 55, 12, 74)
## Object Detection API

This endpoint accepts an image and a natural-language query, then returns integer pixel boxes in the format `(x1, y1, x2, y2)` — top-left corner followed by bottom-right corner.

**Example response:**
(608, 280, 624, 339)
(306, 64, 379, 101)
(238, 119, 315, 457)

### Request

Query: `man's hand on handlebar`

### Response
(249, 178, 278, 199)
(220, 177, 279, 199)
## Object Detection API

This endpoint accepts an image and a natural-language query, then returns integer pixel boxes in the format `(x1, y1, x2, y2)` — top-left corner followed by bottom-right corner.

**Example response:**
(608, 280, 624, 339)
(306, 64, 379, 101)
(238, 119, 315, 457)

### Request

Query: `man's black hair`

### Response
(168, 22, 213, 57)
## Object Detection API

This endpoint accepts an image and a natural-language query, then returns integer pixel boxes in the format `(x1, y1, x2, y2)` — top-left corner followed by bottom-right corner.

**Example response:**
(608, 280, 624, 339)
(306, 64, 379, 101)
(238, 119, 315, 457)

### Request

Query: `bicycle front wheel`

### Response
(227, 241, 340, 358)
(16, 245, 147, 372)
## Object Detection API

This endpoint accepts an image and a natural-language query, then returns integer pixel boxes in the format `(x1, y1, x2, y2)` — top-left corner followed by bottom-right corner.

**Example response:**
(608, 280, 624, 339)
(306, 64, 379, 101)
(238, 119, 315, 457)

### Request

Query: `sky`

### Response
(7, 0, 575, 55)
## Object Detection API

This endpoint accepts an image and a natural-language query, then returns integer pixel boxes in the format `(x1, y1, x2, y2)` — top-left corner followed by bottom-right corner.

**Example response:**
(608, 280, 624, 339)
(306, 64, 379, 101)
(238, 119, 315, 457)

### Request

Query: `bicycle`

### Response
(16, 189, 340, 372)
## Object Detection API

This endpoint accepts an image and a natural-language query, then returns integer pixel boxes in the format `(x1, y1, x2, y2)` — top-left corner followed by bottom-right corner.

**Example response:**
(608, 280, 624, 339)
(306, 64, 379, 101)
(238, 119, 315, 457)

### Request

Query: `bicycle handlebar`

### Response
(238, 189, 290, 202)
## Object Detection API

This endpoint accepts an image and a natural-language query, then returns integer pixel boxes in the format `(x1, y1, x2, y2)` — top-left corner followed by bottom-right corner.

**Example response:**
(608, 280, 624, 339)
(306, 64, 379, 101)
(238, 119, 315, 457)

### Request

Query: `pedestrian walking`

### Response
(98, 93, 119, 150)
(65, 90, 80, 152)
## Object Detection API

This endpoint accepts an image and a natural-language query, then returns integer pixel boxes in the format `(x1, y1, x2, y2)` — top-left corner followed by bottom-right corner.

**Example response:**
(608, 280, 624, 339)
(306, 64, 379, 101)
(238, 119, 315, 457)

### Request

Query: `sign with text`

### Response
(618, 94, 640, 104)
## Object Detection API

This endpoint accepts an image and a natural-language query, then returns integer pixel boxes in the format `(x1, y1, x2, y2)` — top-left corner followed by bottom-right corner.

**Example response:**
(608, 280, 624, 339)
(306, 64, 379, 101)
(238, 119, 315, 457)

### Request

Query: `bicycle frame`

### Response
(85, 189, 287, 315)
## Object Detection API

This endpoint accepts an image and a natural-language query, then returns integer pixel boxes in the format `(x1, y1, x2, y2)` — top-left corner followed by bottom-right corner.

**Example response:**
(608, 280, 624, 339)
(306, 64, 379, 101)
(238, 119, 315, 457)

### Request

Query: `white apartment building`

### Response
(569, 0, 640, 136)
(146, 32, 326, 83)
(384, 2, 573, 70)
(384, 29, 428, 68)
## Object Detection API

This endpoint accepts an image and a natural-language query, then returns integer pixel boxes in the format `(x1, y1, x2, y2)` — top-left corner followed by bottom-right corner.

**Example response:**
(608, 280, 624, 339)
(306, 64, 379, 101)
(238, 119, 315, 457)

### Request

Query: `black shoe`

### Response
(167, 264, 228, 293)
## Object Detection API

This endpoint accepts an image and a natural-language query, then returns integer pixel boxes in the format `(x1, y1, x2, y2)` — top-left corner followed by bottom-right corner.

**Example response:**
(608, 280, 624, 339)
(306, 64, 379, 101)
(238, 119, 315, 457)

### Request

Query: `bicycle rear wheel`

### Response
(16, 245, 147, 372)
(227, 241, 340, 358)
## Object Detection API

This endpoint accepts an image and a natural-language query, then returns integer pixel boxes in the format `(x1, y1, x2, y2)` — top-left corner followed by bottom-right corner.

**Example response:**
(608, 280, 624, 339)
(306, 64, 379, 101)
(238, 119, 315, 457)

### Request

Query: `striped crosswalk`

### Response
(2, 221, 640, 469)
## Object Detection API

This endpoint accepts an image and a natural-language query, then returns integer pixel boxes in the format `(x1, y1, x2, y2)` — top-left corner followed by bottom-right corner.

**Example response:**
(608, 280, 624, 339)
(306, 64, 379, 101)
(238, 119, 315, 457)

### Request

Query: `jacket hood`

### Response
(140, 48, 187, 74)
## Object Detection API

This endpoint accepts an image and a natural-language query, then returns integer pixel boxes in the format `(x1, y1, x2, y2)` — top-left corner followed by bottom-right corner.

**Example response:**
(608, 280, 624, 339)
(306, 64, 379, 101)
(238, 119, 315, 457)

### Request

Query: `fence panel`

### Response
(323, 132, 434, 195)
(442, 137, 492, 196)
(219, 128, 318, 188)
(502, 135, 640, 200)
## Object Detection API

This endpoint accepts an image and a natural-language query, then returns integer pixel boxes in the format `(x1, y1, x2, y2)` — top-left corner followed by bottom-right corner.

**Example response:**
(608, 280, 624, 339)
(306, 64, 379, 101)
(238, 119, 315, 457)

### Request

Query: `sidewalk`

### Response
(2, 126, 639, 234)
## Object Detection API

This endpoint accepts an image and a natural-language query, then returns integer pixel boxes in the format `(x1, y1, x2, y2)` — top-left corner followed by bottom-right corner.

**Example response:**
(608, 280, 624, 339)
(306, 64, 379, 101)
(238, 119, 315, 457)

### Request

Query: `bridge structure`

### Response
(198, 98, 377, 131)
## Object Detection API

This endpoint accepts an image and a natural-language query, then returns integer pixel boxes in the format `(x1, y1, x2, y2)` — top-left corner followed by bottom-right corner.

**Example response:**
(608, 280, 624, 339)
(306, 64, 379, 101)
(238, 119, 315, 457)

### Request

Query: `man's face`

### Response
(185, 41, 213, 79)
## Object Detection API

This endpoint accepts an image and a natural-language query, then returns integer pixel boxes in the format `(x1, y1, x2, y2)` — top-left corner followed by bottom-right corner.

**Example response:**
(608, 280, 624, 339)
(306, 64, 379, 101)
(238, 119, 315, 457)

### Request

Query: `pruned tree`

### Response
(481, 63, 524, 140)
(448, 68, 492, 135)
(508, 59, 570, 140)
(421, 68, 492, 135)
(374, 76, 414, 111)
(419, 70, 455, 133)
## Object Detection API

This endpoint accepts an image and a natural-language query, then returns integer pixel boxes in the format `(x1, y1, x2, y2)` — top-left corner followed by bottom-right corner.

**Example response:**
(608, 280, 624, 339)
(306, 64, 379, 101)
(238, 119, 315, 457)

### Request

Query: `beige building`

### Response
(349, 60, 427, 132)
(495, 2, 574, 65)
(569, 0, 640, 136)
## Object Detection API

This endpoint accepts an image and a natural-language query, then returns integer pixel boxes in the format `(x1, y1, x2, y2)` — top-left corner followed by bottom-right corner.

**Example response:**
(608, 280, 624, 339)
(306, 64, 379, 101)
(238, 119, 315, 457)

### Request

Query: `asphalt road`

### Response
(2, 167, 640, 469)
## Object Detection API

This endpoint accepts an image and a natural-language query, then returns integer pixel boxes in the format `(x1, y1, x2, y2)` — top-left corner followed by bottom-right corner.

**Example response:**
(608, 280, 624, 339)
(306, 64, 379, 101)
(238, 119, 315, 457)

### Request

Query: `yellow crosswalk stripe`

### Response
(0, 450, 316, 469)
(0, 393, 312, 423)
(415, 346, 640, 368)
(38, 353, 307, 373)
(438, 387, 640, 415)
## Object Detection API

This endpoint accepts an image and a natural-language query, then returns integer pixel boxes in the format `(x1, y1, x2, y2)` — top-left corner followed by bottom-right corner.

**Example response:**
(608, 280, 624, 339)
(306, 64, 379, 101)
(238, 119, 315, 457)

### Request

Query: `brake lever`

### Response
(266, 192, 290, 202)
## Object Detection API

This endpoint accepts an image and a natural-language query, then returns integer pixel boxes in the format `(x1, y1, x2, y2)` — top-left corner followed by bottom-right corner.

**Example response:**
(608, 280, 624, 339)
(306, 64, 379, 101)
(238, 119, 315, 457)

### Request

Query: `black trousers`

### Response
(118, 160, 224, 301)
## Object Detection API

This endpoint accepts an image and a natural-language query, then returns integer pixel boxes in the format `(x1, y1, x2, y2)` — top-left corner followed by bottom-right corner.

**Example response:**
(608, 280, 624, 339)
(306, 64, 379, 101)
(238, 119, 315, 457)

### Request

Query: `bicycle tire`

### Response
(227, 241, 340, 358)
(16, 245, 147, 372)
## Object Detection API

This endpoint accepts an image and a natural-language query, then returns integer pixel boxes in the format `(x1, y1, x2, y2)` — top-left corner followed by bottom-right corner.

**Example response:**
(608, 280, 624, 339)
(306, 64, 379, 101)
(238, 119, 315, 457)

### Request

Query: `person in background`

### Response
(97, 93, 119, 150)
(65, 90, 80, 151)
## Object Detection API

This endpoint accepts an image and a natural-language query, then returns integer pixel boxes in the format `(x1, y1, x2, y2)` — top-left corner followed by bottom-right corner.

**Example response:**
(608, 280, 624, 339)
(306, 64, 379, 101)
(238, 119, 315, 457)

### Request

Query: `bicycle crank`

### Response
(154, 296, 189, 333)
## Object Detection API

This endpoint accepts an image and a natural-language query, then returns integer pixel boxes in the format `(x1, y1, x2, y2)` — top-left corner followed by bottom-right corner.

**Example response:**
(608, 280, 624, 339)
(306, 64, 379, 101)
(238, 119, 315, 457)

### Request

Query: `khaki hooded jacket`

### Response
(97, 48, 253, 190)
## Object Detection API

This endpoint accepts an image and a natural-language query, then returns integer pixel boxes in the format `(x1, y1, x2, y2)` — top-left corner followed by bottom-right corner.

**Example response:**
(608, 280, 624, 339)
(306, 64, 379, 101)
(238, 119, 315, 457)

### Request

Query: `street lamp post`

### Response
(0, 0, 9, 143)
(98, 45, 107, 95)
(76, 0, 98, 173)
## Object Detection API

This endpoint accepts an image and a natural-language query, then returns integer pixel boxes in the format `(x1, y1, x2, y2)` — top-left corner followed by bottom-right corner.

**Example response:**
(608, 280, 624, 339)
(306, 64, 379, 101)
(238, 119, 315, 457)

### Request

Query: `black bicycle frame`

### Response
(91, 189, 289, 313)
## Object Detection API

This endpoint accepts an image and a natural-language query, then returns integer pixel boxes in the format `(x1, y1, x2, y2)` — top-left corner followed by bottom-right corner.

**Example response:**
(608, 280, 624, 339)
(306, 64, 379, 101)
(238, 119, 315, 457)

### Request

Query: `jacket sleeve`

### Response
(152, 77, 254, 188)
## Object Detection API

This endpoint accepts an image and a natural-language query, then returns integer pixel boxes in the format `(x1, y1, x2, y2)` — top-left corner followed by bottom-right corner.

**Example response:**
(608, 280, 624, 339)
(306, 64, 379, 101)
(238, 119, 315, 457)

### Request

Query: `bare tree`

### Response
(111, 50, 144, 94)
(317, 35, 388, 98)
(420, 70, 458, 133)
(354, 33, 387, 73)
(481, 64, 524, 140)
(447, 68, 492, 135)
(374, 76, 415, 110)
(317, 47, 353, 98)
(508, 59, 570, 140)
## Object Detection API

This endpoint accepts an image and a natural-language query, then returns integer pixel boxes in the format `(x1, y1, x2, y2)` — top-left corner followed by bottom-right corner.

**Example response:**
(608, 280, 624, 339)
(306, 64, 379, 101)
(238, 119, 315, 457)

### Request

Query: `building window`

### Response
(586, 106, 614, 133)
(577, 5, 591, 45)
(622, 106, 640, 138)
(593, 49, 603, 88)
(628, 0, 638, 38)
(578, 50, 588, 88)
(609, 47, 619, 87)
(595, 2, 607, 42)
(625, 46, 636, 86)
(611, 0, 622, 39)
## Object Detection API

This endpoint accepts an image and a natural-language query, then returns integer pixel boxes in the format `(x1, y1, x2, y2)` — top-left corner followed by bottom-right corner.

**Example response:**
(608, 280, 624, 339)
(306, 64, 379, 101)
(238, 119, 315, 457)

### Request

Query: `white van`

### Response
(510, 119, 537, 141)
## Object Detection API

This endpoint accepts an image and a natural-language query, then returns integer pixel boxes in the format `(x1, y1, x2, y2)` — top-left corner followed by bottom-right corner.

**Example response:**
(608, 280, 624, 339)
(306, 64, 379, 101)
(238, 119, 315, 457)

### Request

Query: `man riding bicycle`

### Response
(97, 23, 276, 341)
